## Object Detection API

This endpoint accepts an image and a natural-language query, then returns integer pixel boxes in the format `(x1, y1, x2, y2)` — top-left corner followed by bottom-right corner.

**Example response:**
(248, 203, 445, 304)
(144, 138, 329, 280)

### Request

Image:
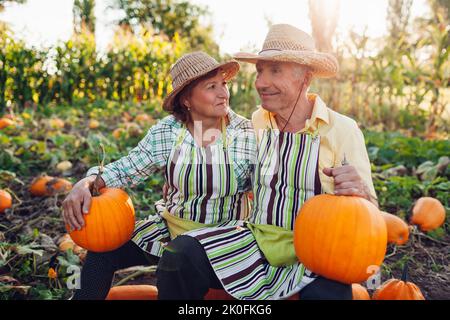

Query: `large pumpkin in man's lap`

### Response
(294, 194, 387, 284)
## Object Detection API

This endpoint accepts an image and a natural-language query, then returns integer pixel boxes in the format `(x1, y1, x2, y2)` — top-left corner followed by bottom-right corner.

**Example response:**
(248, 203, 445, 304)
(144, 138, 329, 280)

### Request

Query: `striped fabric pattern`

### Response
(86, 109, 257, 193)
(250, 130, 321, 229)
(185, 128, 322, 300)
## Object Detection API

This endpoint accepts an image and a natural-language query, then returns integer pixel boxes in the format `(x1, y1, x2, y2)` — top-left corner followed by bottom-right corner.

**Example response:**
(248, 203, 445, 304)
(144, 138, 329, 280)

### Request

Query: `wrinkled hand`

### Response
(62, 176, 98, 231)
(323, 165, 367, 198)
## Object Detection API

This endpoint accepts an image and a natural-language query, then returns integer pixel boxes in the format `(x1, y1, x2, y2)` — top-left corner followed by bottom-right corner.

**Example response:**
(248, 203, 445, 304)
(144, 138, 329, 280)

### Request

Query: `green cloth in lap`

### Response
(246, 223, 298, 267)
(162, 210, 218, 239)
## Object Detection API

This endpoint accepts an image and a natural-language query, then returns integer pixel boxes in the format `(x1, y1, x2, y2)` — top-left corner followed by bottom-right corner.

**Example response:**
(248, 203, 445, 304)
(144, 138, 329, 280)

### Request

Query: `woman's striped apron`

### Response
(131, 119, 248, 257)
(186, 128, 322, 300)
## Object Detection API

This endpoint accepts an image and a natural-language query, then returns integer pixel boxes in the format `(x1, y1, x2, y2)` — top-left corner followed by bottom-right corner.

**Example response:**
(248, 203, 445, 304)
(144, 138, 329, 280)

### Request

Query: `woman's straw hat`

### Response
(234, 24, 338, 78)
(163, 52, 240, 111)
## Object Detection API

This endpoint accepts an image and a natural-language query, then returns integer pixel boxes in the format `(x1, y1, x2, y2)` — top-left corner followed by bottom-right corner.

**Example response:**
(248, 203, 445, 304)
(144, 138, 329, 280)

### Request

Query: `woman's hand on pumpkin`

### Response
(323, 165, 367, 198)
(62, 176, 96, 231)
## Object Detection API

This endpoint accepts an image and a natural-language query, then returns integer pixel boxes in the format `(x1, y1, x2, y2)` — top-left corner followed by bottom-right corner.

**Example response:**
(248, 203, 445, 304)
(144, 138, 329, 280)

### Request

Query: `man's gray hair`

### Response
(291, 64, 311, 79)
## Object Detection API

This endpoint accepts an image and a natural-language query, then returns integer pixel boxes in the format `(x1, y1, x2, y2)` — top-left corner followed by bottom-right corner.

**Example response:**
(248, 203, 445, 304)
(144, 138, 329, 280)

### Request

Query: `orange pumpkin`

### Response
(0, 118, 14, 129)
(106, 285, 158, 300)
(135, 114, 155, 127)
(122, 112, 133, 123)
(30, 176, 72, 196)
(88, 119, 100, 129)
(112, 128, 125, 139)
(0, 189, 12, 213)
(372, 263, 425, 300)
(294, 194, 387, 284)
(59, 240, 75, 252)
(58, 233, 86, 258)
(352, 283, 371, 300)
(125, 122, 142, 137)
(30, 176, 53, 196)
(51, 178, 72, 194)
(49, 118, 65, 129)
(380, 211, 409, 245)
(67, 188, 135, 252)
(47, 267, 58, 279)
(410, 197, 446, 232)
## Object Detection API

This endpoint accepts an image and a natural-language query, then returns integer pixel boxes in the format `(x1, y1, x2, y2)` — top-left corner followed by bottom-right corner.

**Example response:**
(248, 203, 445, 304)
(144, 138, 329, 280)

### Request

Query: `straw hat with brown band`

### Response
(162, 51, 240, 112)
(234, 24, 339, 132)
(233, 24, 339, 78)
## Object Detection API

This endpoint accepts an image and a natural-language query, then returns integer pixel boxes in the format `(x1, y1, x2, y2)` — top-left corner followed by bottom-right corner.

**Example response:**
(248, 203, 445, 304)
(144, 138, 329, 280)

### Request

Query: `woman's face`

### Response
(182, 70, 230, 121)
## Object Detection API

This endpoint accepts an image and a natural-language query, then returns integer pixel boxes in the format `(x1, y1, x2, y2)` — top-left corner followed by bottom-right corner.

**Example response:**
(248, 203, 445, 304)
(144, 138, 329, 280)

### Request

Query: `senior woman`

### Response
(61, 52, 256, 299)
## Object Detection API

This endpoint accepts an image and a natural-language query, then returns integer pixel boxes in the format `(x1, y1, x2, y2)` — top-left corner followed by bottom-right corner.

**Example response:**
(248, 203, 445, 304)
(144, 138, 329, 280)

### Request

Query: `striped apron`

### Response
(186, 128, 322, 300)
(131, 119, 248, 257)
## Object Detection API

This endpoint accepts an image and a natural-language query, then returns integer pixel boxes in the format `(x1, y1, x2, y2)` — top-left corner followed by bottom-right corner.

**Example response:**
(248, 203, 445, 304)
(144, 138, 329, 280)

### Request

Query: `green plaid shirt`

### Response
(86, 109, 257, 192)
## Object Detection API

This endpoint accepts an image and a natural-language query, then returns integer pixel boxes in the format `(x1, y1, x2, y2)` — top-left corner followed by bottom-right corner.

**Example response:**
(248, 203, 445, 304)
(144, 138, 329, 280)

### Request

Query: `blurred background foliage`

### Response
(0, 0, 447, 136)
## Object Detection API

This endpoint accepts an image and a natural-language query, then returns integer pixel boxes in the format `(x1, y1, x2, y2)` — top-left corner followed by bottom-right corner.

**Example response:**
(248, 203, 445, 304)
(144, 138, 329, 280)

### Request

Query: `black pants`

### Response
(156, 235, 352, 300)
(72, 240, 159, 300)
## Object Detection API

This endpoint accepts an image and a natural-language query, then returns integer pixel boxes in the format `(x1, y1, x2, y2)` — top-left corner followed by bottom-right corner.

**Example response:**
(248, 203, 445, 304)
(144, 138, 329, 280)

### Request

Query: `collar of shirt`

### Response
(262, 93, 330, 133)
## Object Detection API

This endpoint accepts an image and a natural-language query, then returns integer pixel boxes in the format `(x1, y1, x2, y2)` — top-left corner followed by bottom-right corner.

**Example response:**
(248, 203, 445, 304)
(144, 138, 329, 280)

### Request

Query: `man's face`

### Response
(255, 61, 306, 113)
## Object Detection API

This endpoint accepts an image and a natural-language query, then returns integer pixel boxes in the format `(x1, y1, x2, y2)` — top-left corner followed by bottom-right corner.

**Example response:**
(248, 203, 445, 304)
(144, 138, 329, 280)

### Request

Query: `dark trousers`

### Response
(156, 235, 223, 300)
(72, 240, 159, 300)
(156, 235, 352, 300)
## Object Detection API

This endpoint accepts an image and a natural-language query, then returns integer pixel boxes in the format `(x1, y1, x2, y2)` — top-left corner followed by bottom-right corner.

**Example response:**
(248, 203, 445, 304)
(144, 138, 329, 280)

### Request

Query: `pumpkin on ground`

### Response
(380, 211, 410, 245)
(0, 118, 14, 129)
(67, 188, 135, 252)
(106, 285, 158, 300)
(112, 128, 126, 139)
(294, 194, 387, 284)
(125, 122, 143, 137)
(0, 189, 12, 213)
(57, 234, 87, 261)
(135, 114, 155, 126)
(352, 283, 371, 300)
(49, 118, 65, 129)
(372, 263, 425, 300)
(410, 197, 446, 232)
(89, 119, 100, 129)
(30, 176, 72, 196)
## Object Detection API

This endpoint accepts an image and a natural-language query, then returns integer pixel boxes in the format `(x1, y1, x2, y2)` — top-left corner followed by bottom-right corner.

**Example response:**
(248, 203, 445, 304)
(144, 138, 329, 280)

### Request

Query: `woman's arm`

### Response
(86, 122, 171, 188)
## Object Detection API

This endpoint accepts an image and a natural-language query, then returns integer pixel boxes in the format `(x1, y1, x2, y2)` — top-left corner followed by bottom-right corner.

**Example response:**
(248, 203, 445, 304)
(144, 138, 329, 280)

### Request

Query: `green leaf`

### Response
(14, 245, 43, 257)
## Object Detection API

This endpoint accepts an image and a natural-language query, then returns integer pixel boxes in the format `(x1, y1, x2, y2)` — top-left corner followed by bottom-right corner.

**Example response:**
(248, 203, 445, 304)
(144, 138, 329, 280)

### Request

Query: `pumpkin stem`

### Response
(401, 260, 409, 282)
(93, 143, 106, 197)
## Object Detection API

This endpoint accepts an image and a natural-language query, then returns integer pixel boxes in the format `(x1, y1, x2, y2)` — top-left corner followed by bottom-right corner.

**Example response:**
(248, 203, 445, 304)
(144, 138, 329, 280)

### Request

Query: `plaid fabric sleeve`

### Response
(86, 118, 174, 188)
(230, 122, 258, 192)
